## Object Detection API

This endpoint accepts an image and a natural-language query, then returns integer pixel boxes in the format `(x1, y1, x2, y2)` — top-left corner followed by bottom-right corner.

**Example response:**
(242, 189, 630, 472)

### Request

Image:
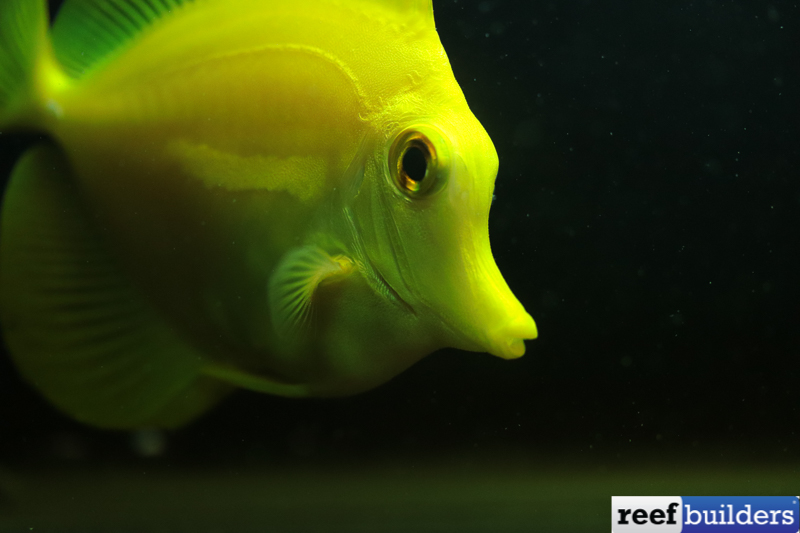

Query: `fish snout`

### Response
(484, 312, 538, 360)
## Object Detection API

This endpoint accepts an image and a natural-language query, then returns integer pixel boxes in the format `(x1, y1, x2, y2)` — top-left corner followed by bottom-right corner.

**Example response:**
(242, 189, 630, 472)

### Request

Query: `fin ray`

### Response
(268, 246, 354, 341)
(52, 0, 195, 77)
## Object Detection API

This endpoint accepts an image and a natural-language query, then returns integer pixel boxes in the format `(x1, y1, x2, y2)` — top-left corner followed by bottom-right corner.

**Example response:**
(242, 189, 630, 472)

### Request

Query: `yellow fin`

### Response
(51, 0, 195, 78)
(0, 0, 68, 130)
(203, 365, 310, 397)
(268, 246, 354, 341)
(51, 0, 435, 79)
(0, 0, 46, 117)
(383, 0, 434, 28)
(0, 145, 230, 429)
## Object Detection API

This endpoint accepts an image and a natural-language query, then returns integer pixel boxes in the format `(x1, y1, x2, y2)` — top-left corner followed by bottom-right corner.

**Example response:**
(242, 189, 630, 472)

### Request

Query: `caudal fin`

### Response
(0, 0, 66, 130)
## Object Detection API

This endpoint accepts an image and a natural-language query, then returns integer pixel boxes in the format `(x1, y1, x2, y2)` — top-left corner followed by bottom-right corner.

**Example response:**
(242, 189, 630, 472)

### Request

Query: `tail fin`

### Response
(0, 0, 67, 130)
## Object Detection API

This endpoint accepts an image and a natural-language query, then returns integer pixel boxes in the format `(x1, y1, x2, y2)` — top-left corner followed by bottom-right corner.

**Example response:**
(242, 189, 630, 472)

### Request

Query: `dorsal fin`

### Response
(51, 0, 195, 78)
(50, 0, 435, 78)
(382, 0, 434, 29)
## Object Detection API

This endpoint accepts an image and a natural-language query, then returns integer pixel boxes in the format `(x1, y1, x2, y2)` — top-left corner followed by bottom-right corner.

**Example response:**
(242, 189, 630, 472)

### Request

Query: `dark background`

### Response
(1, 0, 797, 468)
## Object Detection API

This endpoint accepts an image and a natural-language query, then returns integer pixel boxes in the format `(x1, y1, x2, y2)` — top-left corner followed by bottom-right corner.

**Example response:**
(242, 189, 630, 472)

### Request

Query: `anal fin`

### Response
(0, 144, 230, 429)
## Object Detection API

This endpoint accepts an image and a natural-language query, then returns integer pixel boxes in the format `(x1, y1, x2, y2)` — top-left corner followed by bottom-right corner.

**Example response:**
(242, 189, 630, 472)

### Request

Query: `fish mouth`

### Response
(420, 299, 537, 360)
(482, 313, 538, 359)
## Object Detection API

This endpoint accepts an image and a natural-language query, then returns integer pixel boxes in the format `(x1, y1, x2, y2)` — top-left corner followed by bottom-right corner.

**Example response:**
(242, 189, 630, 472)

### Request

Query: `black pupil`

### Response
(402, 146, 428, 182)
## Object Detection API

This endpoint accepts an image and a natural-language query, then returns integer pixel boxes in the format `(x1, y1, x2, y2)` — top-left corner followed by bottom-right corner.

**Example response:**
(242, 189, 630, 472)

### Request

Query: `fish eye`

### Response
(389, 126, 449, 198)
(402, 145, 428, 184)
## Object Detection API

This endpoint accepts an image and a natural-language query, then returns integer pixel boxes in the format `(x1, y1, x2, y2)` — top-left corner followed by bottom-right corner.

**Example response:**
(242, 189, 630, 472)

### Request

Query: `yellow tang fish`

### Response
(0, 0, 537, 428)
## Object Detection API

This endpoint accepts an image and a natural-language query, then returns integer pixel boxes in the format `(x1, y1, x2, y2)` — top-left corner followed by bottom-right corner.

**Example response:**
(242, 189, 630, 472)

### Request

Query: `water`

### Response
(2, 1, 798, 531)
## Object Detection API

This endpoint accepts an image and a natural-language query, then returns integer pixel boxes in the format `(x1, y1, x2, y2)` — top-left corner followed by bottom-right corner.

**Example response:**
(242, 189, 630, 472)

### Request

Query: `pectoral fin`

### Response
(0, 144, 230, 428)
(268, 245, 354, 340)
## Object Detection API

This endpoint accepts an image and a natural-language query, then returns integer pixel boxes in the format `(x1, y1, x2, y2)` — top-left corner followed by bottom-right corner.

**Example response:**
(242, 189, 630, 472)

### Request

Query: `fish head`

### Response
(355, 110, 537, 360)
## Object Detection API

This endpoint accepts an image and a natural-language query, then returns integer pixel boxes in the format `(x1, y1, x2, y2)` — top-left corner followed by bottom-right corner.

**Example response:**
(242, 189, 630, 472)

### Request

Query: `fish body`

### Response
(0, 0, 537, 427)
